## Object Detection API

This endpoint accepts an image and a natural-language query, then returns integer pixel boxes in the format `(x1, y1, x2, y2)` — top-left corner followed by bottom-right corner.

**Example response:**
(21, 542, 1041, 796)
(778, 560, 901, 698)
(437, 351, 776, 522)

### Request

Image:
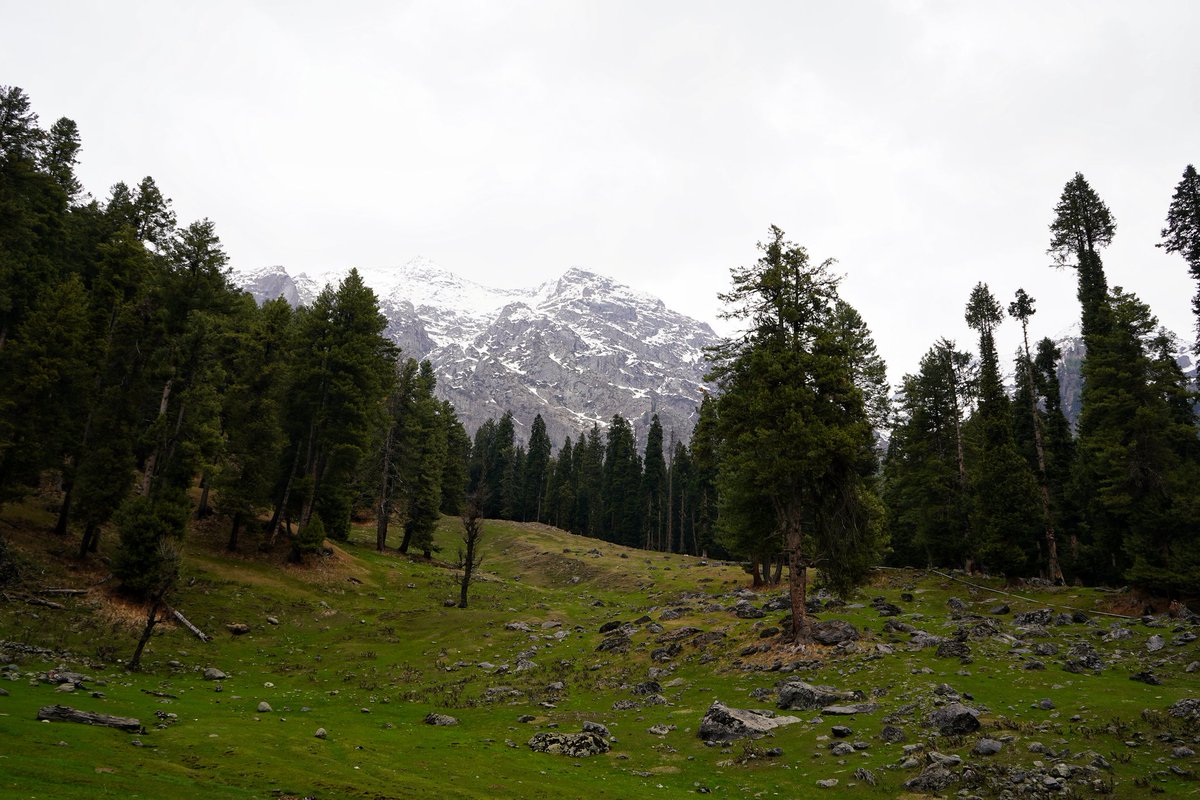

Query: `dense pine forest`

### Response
(2, 83, 1199, 632)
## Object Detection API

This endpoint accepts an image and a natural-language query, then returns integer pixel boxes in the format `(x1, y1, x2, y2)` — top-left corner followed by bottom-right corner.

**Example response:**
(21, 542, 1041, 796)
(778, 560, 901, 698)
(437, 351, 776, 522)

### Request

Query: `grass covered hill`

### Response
(0, 500, 1197, 799)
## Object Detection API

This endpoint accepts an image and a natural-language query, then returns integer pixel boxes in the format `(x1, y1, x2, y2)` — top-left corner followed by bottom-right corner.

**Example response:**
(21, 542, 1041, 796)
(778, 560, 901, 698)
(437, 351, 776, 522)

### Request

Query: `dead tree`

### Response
(457, 491, 485, 608)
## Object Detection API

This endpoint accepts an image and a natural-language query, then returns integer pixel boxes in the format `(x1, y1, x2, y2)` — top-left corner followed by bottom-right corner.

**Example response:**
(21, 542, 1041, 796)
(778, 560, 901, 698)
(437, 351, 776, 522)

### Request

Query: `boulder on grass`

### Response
(811, 620, 860, 646)
(777, 680, 863, 710)
(928, 703, 980, 735)
(698, 700, 800, 742)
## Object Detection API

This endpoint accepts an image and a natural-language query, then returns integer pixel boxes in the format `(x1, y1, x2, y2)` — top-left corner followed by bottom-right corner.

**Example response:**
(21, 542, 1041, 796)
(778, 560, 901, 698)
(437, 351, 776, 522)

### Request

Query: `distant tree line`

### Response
(463, 405, 722, 558)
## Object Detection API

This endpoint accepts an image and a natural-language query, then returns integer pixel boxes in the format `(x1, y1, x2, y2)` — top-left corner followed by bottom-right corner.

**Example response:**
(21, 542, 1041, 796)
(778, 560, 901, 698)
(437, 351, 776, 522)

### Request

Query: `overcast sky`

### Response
(7, 1, 1198, 381)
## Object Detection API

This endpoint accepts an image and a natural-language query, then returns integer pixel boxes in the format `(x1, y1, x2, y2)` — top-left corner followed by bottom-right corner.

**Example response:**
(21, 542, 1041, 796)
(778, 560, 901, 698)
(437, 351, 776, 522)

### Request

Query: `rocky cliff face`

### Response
(233, 259, 720, 447)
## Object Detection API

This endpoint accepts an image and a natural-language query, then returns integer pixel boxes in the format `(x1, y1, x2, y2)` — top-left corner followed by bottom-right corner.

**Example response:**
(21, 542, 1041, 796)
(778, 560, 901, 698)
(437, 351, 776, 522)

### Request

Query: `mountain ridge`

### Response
(234, 259, 720, 447)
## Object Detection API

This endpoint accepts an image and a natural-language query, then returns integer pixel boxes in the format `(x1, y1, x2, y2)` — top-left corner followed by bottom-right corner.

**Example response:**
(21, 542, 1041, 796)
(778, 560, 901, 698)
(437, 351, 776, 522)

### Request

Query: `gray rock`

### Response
(1063, 641, 1105, 673)
(202, 667, 227, 681)
(879, 725, 906, 744)
(266, 616, 279, 625)
(582, 720, 611, 738)
(1168, 698, 1200, 722)
(1173, 746, 1196, 758)
(423, 713, 458, 726)
(815, 779, 838, 788)
(831, 725, 852, 738)
(648, 724, 672, 735)
(973, 738, 1002, 755)
(812, 620, 860, 646)
(596, 634, 631, 654)
(904, 765, 956, 793)
(822, 703, 879, 715)
(314, 727, 327, 739)
(527, 731, 610, 756)
(853, 767, 877, 786)
(226, 623, 250, 635)
(936, 640, 971, 660)
(1014, 608, 1053, 626)
(698, 700, 801, 742)
(257, 701, 272, 713)
(1147, 634, 1166, 652)
(1186, 661, 1199, 673)
(777, 680, 862, 711)
(928, 703, 980, 735)
(830, 741, 854, 756)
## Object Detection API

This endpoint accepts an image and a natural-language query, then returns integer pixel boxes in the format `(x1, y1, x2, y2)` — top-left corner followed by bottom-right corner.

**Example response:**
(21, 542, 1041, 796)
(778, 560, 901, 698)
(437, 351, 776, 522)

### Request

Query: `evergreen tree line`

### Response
(0, 86, 471, 595)
(462, 405, 722, 557)
(884, 169, 1200, 593)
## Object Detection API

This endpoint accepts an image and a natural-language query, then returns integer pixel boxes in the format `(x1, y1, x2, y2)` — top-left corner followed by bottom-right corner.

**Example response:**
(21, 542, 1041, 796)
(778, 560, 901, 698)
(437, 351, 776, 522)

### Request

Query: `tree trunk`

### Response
(784, 506, 811, 644)
(139, 378, 173, 496)
(196, 474, 211, 519)
(772, 558, 783, 584)
(128, 595, 165, 671)
(54, 479, 73, 536)
(226, 512, 242, 552)
(268, 441, 303, 546)
(78, 521, 98, 559)
(750, 560, 763, 588)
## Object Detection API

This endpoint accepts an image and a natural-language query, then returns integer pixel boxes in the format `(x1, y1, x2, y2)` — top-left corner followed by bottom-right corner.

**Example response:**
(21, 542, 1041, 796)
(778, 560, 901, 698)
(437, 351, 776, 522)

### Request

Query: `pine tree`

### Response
(963, 283, 1041, 579)
(688, 393, 720, 557)
(641, 415, 666, 549)
(709, 226, 884, 641)
(602, 414, 642, 547)
(523, 414, 552, 522)
(1159, 164, 1200, 350)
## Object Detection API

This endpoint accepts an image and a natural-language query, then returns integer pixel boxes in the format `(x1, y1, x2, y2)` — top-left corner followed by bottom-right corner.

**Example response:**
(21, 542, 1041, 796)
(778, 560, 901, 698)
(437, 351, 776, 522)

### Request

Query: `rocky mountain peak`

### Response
(233, 261, 718, 447)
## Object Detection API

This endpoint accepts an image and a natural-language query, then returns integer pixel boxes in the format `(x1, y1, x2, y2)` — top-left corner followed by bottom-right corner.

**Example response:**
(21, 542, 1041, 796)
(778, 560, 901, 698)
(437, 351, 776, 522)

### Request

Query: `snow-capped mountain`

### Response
(233, 258, 720, 447)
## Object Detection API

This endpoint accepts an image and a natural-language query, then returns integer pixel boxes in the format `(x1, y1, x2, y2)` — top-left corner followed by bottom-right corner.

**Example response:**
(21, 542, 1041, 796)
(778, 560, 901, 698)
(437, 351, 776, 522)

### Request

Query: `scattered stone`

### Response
(698, 701, 800, 742)
(936, 641, 971, 660)
(831, 725, 852, 738)
(582, 720, 610, 738)
(777, 680, 862, 711)
(812, 620, 860, 646)
(1063, 641, 1105, 673)
(874, 602, 903, 617)
(527, 731, 610, 757)
(423, 713, 458, 726)
(225, 623, 250, 635)
(928, 703, 980, 735)
(55, 683, 75, 693)
(989, 604, 1010, 615)
(815, 778, 838, 789)
(904, 765, 956, 793)
(734, 603, 765, 619)
(853, 767, 877, 786)
(1037, 698, 1055, 710)
(1186, 661, 1199, 673)
(879, 725, 906, 744)
(648, 724, 672, 736)
(598, 620, 624, 634)
(596, 634, 631, 654)
(764, 746, 783, 757)
(1014, 608, 1053, 626)
(1173, 746, 1196, 759)
(266, 616, 279, 625)
(202, 667, 227, 681)
(1032, 642, 1059, 656)
(314, 726, 327, 739)
(1130, 670, 1162, 685)
(1147, 634, 1166, 652)
(946, 598, 967, 612)
(830, 741, 854, 756)
(822, 704, 879, 716)
(1167, 698, 1200, 722)
(257, 701, 272, 713)
(973, 738, 1003, 755)
(517, 714, 535, 723)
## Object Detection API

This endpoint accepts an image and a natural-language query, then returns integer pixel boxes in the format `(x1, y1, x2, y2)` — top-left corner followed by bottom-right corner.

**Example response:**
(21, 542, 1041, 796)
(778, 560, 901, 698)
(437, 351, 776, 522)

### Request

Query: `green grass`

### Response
(0, 501, 1197, 799)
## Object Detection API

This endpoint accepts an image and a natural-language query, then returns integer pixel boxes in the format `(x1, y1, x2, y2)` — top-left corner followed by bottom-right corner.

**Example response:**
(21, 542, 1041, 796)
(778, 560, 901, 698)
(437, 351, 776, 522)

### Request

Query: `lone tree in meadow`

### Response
(457, 490, 485, 608)
(708, 226, 885, 643)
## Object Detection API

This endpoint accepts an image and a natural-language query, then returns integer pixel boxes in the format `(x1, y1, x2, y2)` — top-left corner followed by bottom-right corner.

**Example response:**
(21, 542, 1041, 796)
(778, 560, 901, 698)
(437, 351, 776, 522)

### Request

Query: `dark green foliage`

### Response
(1159, 164, 1200, 349)
(112, 492, 190, 597)
(439, 402, 470, 516)
(709, 226, 885, 634)
(602, 414, 642, 547)
(884, 342, 972, 568)
(0, 535, 18, 587)
(641, 415, 666, 549)
(291, 513, 327, 564)
(523, 414, 552, 522)
(963, 283, 1041, 578)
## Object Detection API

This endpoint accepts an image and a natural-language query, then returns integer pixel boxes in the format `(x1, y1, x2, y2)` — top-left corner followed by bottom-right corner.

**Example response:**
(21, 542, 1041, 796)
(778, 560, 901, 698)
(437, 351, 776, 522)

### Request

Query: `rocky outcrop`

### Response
(527, 731, 610, 756)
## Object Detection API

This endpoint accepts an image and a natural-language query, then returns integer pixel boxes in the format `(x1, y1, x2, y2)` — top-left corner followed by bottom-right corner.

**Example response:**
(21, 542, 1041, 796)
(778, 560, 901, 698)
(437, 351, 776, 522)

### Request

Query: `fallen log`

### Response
(37, 705, 142, 732)
(0, 593, 64, 609)
(38, 588, 88, 596)
(170, 608, 210, 642)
